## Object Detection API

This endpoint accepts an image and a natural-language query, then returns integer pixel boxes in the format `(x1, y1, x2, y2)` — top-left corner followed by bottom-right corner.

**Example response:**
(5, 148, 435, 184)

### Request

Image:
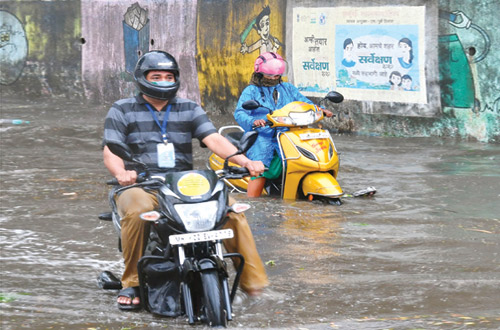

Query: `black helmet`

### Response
(133, 51, 180, 100)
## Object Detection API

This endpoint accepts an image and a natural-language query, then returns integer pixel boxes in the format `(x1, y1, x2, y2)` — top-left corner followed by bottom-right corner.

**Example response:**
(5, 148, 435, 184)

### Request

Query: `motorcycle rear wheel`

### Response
(200, 270, 227, 327)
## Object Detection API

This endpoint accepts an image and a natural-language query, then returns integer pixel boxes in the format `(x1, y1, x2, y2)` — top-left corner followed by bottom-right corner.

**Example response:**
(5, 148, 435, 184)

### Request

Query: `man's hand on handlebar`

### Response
(242, 159, 265, 177)
(115, 170, 137, 186)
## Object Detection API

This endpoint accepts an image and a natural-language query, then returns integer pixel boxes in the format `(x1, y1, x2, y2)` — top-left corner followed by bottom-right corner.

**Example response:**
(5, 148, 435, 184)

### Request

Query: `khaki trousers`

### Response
(116, 187, 269, 292)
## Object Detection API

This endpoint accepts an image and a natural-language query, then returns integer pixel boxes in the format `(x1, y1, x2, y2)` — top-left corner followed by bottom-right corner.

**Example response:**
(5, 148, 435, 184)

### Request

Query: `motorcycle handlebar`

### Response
(106, 174, 146, 186)
(226, 166, 250, 175)
(222, 166, 269, 180)
(106, 178, 119, 185)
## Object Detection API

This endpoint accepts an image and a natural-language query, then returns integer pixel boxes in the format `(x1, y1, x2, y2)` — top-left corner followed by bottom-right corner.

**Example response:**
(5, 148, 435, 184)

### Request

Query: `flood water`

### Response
(1, 97, 499, 329)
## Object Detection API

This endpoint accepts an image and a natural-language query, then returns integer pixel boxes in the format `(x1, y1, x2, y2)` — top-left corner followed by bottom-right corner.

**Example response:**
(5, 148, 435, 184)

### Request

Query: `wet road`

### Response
(1, 97, 499, 329)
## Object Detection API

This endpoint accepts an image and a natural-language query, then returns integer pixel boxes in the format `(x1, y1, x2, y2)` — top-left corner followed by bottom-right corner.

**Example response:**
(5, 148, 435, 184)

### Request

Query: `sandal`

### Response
(117, 286, 141, 311)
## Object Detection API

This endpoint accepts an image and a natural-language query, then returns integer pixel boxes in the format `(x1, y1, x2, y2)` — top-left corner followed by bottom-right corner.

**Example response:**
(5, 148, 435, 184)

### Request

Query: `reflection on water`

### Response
(1, 97, 499, 329)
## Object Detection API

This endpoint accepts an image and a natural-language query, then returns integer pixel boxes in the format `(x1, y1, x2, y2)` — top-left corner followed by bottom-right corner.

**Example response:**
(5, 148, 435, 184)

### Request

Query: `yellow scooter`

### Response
(208, 91, 346, 205)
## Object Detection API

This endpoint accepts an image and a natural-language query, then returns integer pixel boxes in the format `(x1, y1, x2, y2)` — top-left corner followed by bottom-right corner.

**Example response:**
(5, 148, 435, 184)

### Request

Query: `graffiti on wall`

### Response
(438, 8, 499, 142)
(0, 10, 28, 85)
(439, 9, 494, 110)
(239, 5, 283, 56)
(123, 3, 150, 75)
(293, 6, 427, 103)
(195, 1, 285, 107)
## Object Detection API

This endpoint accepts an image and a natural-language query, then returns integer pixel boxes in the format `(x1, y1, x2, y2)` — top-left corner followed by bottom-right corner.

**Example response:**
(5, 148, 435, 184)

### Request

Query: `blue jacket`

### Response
(234, 82, 313, 166)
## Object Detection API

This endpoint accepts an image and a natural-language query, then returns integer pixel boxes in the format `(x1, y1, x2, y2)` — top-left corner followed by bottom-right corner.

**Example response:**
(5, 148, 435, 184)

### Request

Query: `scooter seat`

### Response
(224, 131, 244, 147)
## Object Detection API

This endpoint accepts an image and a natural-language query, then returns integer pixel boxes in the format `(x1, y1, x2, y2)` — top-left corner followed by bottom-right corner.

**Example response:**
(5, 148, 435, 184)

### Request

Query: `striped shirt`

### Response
(103, 94, 216, 174)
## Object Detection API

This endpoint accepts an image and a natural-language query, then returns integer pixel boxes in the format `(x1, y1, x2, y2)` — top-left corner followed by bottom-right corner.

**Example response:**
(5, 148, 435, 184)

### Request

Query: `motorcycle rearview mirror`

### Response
(242, 100, 261, 110)
(106, 141, 135, 161)
(223, 131, 258, 170)
(106, 141, 149, 173)
(237, 131, 258, 153)
(325, 91, 344, 104)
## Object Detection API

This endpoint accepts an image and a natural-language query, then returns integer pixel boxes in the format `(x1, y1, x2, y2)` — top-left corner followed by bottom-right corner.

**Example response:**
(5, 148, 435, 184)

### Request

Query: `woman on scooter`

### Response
(234, 52, 333, 197)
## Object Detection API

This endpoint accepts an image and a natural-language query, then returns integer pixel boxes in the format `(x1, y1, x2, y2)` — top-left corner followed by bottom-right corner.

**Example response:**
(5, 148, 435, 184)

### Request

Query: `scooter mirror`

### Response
(238, 131, 258, 153)
(325, 91, 344, 104)
(242, 100, 261, 110)
(107, 141, 134, 161)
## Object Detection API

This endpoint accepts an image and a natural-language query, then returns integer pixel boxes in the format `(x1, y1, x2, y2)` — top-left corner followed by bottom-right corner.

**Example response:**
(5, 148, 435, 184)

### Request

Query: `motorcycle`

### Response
(97, 131, 258, 327)
(208, 91, 347, 205)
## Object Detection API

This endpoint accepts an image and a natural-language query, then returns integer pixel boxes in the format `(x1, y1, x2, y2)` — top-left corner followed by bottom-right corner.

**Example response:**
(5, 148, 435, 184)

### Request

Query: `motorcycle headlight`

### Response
(174, 200, 218, 232)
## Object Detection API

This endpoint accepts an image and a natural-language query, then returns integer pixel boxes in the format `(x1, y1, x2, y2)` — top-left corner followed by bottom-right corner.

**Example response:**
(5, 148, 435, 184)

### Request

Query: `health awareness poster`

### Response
(293, 6, 427, 103)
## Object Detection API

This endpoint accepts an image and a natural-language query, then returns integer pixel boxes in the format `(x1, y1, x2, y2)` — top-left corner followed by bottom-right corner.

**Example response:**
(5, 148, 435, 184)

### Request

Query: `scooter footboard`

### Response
(302, 172, 344, 198)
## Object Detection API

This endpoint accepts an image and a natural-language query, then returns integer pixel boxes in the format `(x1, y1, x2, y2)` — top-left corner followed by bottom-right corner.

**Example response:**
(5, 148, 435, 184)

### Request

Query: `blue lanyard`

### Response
(146, 103, 172, 144)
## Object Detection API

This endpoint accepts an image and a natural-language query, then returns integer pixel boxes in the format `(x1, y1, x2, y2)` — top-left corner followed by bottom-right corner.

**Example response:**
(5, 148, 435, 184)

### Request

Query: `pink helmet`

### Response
(254, 52, 287, 76)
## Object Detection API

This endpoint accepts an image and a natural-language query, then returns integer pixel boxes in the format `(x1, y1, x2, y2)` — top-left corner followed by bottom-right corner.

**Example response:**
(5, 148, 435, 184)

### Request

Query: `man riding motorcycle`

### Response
(102, 50, 268, 310)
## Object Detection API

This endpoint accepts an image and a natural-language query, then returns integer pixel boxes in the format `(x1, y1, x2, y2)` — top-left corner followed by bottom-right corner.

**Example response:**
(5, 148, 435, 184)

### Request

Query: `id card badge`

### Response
(157, 143, 175, 168)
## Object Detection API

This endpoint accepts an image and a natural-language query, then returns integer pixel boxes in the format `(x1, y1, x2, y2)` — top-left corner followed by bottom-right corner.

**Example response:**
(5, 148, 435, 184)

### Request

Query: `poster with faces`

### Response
(293, 6, 427, 104)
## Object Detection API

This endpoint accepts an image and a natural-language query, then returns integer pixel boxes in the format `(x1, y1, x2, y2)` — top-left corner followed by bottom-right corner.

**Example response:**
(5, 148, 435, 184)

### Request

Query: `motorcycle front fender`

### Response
(301, 172, 344, 198)
(198, 257, 229, 273)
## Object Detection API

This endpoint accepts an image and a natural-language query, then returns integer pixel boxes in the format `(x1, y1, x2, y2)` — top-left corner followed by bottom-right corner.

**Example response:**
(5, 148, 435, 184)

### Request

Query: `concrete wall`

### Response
(0, 1, 82, 97)
(1, 0, 498, 142)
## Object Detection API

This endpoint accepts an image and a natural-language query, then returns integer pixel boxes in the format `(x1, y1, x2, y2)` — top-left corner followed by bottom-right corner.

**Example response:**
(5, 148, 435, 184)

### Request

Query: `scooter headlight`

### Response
(274, 116, 294, 125)
(276, 110, 322, 126)
(174, 200, 218, 232)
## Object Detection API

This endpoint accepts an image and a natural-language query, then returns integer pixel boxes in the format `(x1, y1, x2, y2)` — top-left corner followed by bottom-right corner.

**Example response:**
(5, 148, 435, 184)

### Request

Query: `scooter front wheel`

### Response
(200, 270, 227, 327)
(308, 194, 343, 206)
(327, 198, 343, 206)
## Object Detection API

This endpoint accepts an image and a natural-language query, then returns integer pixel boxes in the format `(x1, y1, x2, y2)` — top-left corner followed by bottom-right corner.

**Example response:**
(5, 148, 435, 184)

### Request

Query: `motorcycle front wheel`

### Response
(200, 269, 227, 327)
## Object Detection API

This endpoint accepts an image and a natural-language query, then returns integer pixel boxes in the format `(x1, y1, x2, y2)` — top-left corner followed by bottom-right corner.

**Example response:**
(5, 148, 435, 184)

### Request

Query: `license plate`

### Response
(169, 229, 234, 245)
(299, 132, 330, 140)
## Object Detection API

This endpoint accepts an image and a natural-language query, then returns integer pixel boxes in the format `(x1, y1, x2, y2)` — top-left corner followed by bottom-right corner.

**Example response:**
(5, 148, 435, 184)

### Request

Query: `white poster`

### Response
(292, 8, 336, 97)
(293, 6, 427, 103)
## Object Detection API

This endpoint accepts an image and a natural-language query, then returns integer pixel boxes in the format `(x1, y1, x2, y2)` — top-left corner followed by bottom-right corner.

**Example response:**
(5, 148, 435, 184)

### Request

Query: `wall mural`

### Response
(196, 1, 285, 108)
(239, 5, 283, 56)
(438, 9, 498, 142)
(0, 10, 28, 85)
(438, 9, 492, 110)
(123, 3, 150, 75)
